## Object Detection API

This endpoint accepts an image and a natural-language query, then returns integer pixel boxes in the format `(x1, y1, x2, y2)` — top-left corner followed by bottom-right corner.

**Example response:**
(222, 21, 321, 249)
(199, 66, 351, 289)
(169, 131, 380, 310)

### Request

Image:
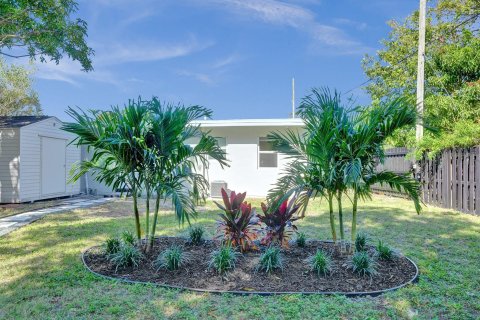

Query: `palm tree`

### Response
(338, 97, 422, 245)
(268, 88, 351, 243)
(63, 99, 151, 241)
(145, 98, 228, 252)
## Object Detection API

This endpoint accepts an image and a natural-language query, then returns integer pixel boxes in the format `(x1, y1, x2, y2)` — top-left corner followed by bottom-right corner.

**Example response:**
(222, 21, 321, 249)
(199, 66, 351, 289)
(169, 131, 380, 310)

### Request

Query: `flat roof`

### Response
(191, 118, 304, 128)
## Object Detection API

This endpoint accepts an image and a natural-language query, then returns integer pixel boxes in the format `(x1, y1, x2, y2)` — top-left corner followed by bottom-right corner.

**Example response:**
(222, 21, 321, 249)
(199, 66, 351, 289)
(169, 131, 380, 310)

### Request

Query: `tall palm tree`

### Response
(268, 88, 351, 243)
(338, 97, 422, 244)
(64, 99, 151, 240)
(144, 98, 228, 252)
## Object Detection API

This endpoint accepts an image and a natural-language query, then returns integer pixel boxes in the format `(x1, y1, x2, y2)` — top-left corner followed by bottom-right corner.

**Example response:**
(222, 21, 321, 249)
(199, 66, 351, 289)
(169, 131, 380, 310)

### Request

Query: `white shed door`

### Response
(41, 137, 66, 195)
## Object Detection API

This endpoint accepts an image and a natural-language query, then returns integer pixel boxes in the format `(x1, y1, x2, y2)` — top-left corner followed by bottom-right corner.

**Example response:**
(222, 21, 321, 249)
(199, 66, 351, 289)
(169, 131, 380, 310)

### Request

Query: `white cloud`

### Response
(94, 36, 214, 65)
(177, 70, 214, 85)
(202, 0, 368, 54)
(333, 18, 368, 31)
(212, 53, 243, 69)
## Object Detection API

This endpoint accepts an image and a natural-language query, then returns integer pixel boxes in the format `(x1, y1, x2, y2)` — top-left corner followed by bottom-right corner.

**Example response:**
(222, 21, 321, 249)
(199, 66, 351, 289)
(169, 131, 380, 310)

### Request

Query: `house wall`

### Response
(202, 125, 303, 198)
(19, 118, 81, 202)
(0, 128, 20, 203)
(81, 146, 116, 196)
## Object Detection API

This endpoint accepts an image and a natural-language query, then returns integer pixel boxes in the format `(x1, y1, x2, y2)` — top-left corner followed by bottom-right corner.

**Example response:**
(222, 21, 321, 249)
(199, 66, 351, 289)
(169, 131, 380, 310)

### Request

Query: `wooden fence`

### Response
(374, 146, 480, 215)
(420, 147, 480, 215)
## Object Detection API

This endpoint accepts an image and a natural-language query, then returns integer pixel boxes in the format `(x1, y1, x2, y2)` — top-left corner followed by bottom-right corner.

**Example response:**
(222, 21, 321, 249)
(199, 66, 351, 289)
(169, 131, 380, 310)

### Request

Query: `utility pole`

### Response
(416, 0, 426, 141)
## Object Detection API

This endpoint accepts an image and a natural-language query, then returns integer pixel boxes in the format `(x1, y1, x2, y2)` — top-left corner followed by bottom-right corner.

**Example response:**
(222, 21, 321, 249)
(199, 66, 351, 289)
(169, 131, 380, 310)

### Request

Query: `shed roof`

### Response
(0, 116, 53, 128)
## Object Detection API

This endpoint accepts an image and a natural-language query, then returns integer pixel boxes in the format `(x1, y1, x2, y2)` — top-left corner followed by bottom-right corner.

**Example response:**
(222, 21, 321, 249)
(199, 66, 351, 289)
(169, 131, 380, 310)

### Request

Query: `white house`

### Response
(193, 118, 304, 198)
(0, 116, 81, 203)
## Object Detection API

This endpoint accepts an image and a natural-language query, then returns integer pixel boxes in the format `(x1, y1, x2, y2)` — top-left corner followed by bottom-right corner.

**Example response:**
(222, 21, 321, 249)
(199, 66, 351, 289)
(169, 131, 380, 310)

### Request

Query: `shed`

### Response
(0, 116, 81, 203)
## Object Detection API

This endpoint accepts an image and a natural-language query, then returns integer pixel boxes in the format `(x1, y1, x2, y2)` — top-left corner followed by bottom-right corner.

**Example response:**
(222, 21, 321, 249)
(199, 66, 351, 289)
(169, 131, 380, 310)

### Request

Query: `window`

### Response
(210, 137, 227, 159)
(258, 137, 277, 168)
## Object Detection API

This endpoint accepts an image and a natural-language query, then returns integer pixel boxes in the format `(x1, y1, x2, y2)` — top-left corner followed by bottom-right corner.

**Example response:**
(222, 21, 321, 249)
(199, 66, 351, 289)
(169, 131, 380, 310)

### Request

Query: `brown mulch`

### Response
(83, 237, 417, 294)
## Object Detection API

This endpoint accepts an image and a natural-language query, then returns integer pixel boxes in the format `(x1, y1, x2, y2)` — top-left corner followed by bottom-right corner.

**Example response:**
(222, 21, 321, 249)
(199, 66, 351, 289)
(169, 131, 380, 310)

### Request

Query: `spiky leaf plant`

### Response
(258, 197, 300, 248)
(209, 243, 239, 275)
(155, 246, 190, 271)
(104, 236, 121, 255)
(188, 225, 205, 245)
(307, 249, 332, 276)
(355, 232, 369, 252)
(109, 244, 143, 272)
(257, 247, 283, 273)
(215, 188, 259, 252)
(121, 230, 135, 246)
(296, 232, 306, 248)
(350, 251, 377, 276)
(376, 240, 394, 261)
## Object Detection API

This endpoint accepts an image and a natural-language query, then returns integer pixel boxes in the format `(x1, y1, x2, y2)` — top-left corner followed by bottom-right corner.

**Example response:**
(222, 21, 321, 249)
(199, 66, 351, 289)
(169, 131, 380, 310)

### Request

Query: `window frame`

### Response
(257, 136, 278, 168)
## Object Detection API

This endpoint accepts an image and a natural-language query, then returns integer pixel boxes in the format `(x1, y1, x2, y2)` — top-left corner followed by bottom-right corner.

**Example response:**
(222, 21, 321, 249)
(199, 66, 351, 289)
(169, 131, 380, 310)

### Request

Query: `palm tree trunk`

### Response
(351, 189, 358, 252)
(328, 192, 337, 242)
(147, 193, 161, 253)
(144, 182, 150, 250)
(337, 190, 345, 252)
(132, 190, 142, 241)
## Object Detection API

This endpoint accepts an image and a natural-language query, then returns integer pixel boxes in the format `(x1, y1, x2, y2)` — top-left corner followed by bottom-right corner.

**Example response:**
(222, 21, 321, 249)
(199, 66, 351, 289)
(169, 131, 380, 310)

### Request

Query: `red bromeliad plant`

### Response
(259, 198, 300, 248)
(214, 188, 259, 252)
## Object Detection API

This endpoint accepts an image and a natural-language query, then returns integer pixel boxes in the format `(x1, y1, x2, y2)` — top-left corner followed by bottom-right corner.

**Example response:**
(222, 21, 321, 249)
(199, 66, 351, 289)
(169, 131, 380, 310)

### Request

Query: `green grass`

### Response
(0, 195, 479, 319)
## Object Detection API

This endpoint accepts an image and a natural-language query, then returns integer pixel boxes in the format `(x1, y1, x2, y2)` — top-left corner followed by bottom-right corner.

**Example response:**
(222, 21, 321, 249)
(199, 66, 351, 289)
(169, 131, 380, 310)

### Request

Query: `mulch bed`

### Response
(83, 237, 418, 294)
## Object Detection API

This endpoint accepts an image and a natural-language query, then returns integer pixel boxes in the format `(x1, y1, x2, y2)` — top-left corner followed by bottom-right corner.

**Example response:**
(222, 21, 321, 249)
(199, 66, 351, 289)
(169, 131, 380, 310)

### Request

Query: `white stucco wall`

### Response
(201, 124, 303, 198)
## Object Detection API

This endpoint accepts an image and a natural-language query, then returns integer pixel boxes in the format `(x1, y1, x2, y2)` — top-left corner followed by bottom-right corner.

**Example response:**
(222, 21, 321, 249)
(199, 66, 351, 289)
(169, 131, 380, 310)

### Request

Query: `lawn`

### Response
(0, 194, 479, 319)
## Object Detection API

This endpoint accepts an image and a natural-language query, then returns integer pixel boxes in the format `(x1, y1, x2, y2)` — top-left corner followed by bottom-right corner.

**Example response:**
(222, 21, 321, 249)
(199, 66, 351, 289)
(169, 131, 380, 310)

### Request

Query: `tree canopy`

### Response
(362, 0, 480, 156)
(0, 0, 94, 71)
(0, 58, 41, 116)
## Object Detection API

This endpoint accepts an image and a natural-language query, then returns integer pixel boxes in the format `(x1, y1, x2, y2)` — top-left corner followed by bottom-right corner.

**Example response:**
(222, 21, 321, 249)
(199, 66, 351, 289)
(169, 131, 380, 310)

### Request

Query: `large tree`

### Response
(0, 58, 41, 115)
(362, 0, 480, 156)
(0, 0, 93, 71)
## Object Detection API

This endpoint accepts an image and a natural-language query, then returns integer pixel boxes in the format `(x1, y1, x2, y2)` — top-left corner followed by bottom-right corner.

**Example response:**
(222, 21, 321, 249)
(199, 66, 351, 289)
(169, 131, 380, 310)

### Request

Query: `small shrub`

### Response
(376, 240, 394, 261)
(209, 244, 239, 274)
(257, 247, 283, 273)
(215, 189, 259, 252)
(109, 244, 143, 271)
(258, 198, 300, 248)
(188, 225, 205, 245)
(350, 251, 376, 276)
(355, 232, 369, 252)
(296, 232, 306, 247)
(121, 230, 135, 245)
(307, 249, 331, 276)
(104, 236, 121, 255)
(155, 246, 190, 271)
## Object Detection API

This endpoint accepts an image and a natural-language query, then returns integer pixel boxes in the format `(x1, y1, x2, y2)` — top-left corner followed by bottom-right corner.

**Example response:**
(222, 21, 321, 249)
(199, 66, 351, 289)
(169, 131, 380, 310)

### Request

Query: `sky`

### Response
(20, 0, 419, 121)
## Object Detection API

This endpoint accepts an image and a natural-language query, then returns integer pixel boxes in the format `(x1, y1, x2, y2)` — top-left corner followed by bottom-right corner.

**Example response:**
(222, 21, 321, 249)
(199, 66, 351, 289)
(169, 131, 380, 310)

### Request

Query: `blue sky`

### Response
(26, 0, 418, 121)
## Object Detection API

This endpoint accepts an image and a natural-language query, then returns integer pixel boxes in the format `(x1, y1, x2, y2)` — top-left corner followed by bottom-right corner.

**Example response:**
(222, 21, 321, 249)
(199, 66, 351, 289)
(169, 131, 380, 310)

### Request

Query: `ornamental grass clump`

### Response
(209, 244, 239, 275)
(104, 236, 121, 255)
(121, 230, 136, 246)
(109, 243, 143, 272)
(257, 247, 283, 273)
(296, 232, 306, 248)
(355, 232, 369, 252)
(376, 240, 394, 261)
(350, 251, 377, 276)
(215, 189, 259, 252)
(155, 246, 190, 271)
(188, 225, 205, 245)
(307, 249, 332, 276)
(258, 198, 299, 248)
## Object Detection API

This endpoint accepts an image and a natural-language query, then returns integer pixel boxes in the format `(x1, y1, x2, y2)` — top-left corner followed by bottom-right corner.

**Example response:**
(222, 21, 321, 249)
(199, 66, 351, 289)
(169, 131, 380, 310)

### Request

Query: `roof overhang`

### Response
(191, 118, 304, 128)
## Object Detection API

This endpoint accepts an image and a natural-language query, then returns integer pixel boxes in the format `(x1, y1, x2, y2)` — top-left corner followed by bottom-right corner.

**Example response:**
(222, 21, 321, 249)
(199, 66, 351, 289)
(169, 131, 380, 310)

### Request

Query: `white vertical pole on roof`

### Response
(416, 0, 426, 141)
(292, 77, 295, 118)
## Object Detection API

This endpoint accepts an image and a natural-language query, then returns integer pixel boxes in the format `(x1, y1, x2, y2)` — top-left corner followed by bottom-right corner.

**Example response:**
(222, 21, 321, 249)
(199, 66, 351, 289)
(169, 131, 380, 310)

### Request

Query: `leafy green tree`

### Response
(0, 0, 94, 71)
(0, 58, 40, 115)
(362, 0, 480, 155)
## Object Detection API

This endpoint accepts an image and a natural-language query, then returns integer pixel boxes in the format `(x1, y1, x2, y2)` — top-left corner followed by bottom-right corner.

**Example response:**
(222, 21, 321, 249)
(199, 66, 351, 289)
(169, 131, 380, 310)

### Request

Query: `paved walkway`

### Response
(0, 197, 115, 237)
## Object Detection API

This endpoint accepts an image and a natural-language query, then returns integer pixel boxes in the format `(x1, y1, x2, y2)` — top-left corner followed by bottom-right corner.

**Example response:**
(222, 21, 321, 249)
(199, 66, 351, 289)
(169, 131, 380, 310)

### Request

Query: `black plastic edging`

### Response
(81, 241, 419, 297)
